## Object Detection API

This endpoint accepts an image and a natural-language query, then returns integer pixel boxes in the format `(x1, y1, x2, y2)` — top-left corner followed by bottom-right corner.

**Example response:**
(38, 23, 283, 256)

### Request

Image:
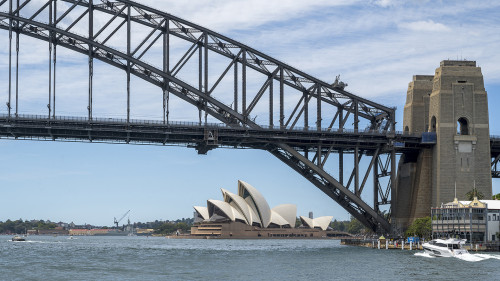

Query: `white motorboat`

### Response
(422, 238, 468, 257)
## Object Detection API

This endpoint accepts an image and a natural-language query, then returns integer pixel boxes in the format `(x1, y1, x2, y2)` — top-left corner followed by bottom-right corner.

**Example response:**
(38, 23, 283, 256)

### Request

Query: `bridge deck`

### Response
(1, 114, 424, 153)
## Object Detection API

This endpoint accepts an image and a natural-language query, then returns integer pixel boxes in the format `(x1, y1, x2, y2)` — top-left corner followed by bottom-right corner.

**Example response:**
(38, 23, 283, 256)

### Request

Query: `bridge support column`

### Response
(394, 60, 492, 232)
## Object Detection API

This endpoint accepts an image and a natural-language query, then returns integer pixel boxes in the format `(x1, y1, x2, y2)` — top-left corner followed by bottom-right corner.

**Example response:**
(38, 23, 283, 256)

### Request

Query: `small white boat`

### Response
(422, 238, 468, 257)
(11, 235, 26, 242)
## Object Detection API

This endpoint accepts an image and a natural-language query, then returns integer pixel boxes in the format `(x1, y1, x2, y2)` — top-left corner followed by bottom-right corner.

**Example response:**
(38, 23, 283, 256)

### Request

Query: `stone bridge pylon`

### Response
(393, 60, 492, 231)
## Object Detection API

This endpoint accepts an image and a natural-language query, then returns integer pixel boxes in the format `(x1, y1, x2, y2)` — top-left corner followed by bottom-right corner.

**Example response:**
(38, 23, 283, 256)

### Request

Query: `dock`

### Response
(341, 238, 500, 252)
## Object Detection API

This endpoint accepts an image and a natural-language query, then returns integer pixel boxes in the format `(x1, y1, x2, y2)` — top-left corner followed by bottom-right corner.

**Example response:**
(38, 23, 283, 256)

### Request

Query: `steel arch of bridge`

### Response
(0, 0, 399, 232)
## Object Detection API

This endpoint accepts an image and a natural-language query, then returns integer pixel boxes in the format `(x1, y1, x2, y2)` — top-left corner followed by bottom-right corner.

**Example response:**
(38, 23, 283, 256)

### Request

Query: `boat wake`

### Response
(455, 253, 500, 262)
(454, 253, 485, 262)
(413, 252, 435, 258)
(415, 251, 500, 262)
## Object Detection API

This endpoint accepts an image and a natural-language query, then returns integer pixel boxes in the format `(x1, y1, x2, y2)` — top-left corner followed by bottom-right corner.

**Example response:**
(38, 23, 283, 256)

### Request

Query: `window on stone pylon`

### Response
(457, 117, 469, 135)
(430, 116, 437, 132)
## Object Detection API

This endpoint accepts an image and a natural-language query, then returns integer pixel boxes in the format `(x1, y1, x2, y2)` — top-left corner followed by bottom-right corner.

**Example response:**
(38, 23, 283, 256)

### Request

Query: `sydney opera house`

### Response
(191, 180, 338, 238)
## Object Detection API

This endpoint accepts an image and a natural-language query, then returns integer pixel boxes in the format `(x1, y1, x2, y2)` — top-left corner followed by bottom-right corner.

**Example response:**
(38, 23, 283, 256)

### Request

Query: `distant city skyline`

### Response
(1, 0, 500, 226)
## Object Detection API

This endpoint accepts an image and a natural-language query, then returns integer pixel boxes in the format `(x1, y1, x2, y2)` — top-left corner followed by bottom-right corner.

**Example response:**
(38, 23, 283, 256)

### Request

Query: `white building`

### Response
(431, 197, 500, 242)
(193, 180, 332, 230)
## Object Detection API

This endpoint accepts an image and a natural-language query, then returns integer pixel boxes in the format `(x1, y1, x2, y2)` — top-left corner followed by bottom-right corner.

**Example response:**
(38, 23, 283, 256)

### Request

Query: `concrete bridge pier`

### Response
(393, 60, 492, 232)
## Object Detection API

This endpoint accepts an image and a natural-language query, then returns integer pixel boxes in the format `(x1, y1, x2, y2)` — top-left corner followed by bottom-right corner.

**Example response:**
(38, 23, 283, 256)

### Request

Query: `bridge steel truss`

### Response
(491, 138, 500, 179)
(0, 0, 404, 233)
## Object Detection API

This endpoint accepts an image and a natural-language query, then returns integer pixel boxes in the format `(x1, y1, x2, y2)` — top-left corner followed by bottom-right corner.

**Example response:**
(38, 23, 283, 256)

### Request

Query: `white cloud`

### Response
(372, 0, 396, 7)
(145, 0, 357, 32)
(399, 20, 451, 32)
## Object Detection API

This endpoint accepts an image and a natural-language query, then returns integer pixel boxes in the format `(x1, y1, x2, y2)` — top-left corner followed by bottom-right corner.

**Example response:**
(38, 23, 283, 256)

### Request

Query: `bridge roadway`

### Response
(0, 114, 424, 153)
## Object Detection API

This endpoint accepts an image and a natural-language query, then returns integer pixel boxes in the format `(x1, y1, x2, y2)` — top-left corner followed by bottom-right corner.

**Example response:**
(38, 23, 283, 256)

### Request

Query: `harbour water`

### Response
(1, 235, 499, 280)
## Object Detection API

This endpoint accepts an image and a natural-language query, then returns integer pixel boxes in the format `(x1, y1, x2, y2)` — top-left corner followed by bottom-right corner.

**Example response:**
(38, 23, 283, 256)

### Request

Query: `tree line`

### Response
(154, 222, 191, 235)
(0, 219, 57, 234)
(134, 218, 193, 230)
(329, 217, 368, 234)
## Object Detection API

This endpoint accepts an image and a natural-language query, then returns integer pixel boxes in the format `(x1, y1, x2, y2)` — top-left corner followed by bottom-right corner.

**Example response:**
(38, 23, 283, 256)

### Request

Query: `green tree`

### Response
(330, 219, 348, 232)
(347, 217, 364, 234)
(175, 222, 189, 233)
(405, 217, 431, 240)
(465, 187, 484, 200)
(154, 221, 193, 235)
(492, 193, 500, 200)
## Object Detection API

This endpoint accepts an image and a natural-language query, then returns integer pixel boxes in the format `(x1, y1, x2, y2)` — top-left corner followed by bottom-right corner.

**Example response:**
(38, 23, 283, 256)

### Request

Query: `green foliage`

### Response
(330, 219, 348, 232)
(134, 218, 194, 234)
(329, 217, 372, 234)
(492, 193, 500, 200)
(496, 232, 500, 240)
(37, 221, 57, 230)
(405, 217, 431, 240)
(0, 219, 56, 234)
(465, 187, 485, 200)
(347, 217, 365, 234)
(154, 220, 192, 235)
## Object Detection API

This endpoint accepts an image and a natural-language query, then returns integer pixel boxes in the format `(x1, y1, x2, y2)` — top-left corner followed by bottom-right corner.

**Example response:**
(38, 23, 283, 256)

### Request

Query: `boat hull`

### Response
(423, 245, 453, 257)
(422, 238, 468, 257)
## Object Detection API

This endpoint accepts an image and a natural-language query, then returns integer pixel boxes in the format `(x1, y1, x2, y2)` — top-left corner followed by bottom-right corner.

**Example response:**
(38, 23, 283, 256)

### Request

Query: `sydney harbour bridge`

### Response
(1, 0, 499, 234)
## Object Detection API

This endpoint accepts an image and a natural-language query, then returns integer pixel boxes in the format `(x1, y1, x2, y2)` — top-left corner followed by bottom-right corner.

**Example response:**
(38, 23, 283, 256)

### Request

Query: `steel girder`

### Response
(0, 114, 423, 148)
(268, 143, 391, 232)
(491, 137, 500, 178)
(0, 0, 398, 233)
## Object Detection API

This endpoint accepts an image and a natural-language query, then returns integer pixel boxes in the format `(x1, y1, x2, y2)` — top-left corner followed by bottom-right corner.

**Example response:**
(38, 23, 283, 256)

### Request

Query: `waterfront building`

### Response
(191, 180, 341, 238)
(431, 197, 500, 242)
(135, 228, 155, 236)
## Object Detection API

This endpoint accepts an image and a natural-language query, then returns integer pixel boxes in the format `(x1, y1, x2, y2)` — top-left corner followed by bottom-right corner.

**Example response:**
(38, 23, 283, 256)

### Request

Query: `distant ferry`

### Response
(11, 235, 26, 242)
(422, 238, 468, 257)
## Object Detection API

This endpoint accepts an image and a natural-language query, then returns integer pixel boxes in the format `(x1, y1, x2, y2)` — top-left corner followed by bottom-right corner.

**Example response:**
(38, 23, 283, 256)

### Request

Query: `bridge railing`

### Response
(0, 113, 423, 138)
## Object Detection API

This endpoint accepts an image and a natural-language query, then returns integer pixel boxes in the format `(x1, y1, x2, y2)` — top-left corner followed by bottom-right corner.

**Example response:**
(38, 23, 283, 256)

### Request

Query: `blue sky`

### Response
(1, 0, 500, 226)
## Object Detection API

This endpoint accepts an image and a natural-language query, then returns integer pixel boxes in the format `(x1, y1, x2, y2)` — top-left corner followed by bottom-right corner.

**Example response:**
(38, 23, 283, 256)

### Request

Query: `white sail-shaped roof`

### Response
(221, 188, 254, 225)
(313, 216, 333, 231)
(238, 180, 271, 228)
(248, 204, 262, 226)
(300, 216, 333, 231)
(208, 200, 235, 221)
(193, 206, 209, 220)
(207, 200, 246, 223)
(272, 204, 297, 228)
(232, 206, 247, 223)
(270, 210, 290, 227)
(300, 216, 314, 229)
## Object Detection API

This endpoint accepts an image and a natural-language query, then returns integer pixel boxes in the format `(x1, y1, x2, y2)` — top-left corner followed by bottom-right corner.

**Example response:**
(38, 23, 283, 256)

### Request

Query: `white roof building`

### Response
(193, 180, 332, 229)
